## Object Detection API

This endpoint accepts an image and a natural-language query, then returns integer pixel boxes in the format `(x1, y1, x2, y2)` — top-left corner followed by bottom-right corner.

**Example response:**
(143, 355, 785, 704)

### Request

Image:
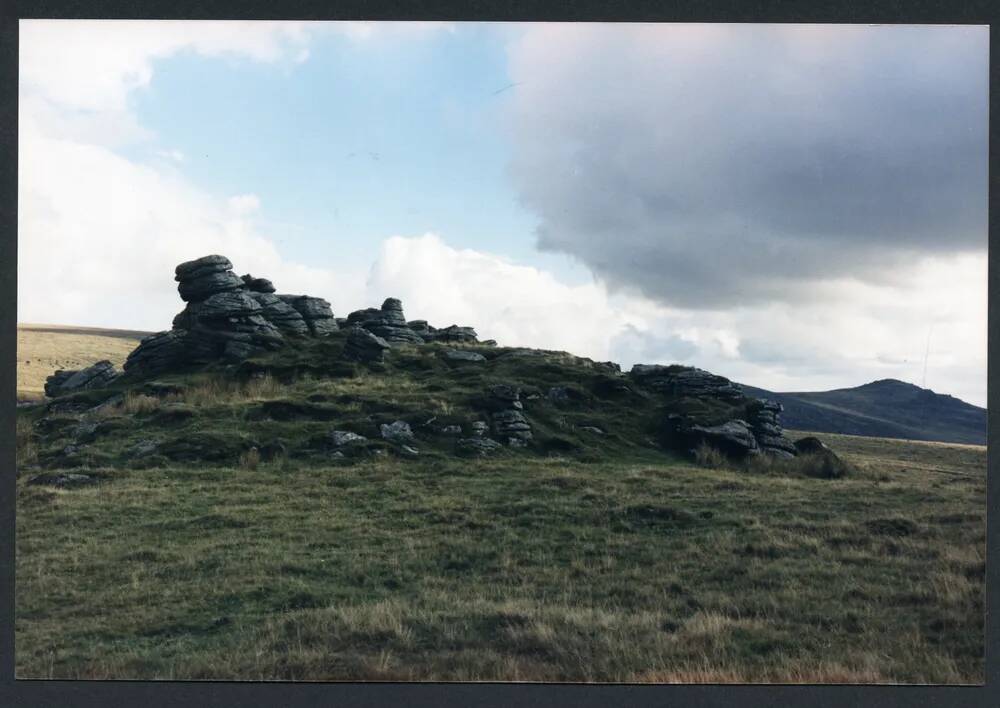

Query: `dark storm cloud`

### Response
(507, 24, 988, 308)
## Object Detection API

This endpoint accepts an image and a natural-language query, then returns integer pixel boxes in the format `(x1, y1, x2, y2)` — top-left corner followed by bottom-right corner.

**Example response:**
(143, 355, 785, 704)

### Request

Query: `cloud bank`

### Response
(506, 24, 988, 309)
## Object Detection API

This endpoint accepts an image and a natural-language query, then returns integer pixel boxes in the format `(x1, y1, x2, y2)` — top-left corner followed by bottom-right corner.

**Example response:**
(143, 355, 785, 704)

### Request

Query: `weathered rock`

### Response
(278, 295, 338, 337)
(444, 349, 486, 363)
(129, 439, 159, 458)
(630, 364, 744, 400)
(579, 426, 605, 435)
(380, 420, 414, 443)
(175, 256, 245, 302)
(174, 254, 232, 281)
(241, 274, 276, 293)
(427, 324, 478, 343)
(456, 437, 502, 457)
(688, 419, 759, 457)
(329, 430, 367, 447)
(247, 292, 310, 336)
(794, 436, 830, 455)
(44, 360, 119, 397)
(123, 330, 189, 377)
(354, 298, 423, 345)
(492, 409, 533, 443)
(747, 398, 798, 457)
(342, 326, 391, 363)
(470, 421, 488, 437)
(185, 291, 285, 363)
(399, 445, 420, 458)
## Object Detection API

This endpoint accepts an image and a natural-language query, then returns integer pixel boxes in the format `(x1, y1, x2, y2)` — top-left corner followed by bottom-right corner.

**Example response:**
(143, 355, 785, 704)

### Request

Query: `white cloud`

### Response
(227, 193, 260, 215)
(362, 234, 987, 407)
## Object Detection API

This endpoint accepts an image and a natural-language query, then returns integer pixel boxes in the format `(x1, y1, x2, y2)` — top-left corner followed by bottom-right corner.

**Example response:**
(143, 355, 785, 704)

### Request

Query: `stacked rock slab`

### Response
(632, 364, 797, 460)
(352, 299, 424, 345)
(44, 360, 120, 397)
(747, 399, 797, 458)
(630, 364, 744, 400)
(277, 295, 339, 337)
(122, 254, 486, 379)
(185, 291, 285, 363)
(484, 384, 533, 445)
(125, 254, 339, 377)
(175, 255, 244, 302)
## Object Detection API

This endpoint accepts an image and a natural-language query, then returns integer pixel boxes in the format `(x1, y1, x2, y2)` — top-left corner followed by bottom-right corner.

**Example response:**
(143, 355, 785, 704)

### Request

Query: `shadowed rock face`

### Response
(636, 364, 798, 460)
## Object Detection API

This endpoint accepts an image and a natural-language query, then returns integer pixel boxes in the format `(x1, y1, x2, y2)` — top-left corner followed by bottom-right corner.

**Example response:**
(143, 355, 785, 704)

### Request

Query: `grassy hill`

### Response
(14, 329, 985, 683)
(17, 324, 151, 402)
(740, 380, 987, 445)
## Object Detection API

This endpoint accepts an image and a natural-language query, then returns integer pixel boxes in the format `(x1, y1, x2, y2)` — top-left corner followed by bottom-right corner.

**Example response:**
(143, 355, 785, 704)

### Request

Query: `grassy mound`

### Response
(13, 331, 986, 682)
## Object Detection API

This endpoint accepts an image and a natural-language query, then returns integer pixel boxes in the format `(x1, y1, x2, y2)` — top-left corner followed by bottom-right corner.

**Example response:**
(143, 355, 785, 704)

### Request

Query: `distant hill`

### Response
(739, 379, 987, 445)
(17, 324, 151, 402)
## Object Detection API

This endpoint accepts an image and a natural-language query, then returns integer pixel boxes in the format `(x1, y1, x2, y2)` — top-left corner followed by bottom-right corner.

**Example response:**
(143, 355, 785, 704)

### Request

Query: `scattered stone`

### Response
(443, 349, 486, 363)
(330, 451, 346, 459)
(129, 439, 159, 457)
(28, 473, 96, 488)
(794, 436, 831, 455)
(579, 426, 605, 435)
(329, 430, 367, 447)
(508, 437, 529, 448)
(44, 360, 119, 397)
(342, 326, 391, 363)
(399, 445, 420, 458)
(456, 437, 502, 457)
(470, 421, 488, 437)
(380, 420, 414, 443)
(440, 425, 463, 435)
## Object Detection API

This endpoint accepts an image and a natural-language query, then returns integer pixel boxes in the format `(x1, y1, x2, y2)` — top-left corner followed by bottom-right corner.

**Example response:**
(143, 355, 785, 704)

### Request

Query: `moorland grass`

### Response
(13, 335, 986, 682)
(15, 436, 984, 682)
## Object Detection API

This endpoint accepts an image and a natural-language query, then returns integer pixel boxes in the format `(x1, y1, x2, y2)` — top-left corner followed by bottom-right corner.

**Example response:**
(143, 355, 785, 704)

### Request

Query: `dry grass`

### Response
(121, 392, 161, 415)
(174, 374, 285, 407)
(693, 441, 727, 469)
(238, 447, 261, 471)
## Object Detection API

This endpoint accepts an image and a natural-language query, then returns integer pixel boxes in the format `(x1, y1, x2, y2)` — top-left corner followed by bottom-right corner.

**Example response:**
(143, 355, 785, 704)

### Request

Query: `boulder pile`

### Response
(120, 254, 485, 379)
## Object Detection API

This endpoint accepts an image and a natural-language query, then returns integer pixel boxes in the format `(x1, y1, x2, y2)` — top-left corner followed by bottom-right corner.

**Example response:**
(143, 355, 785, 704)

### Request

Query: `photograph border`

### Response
(1, 1, 996, 706)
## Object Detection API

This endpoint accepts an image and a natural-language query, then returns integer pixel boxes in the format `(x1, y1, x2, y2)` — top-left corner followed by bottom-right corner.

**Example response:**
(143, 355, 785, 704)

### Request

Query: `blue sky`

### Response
(125, 24, 586, 281)
(18, 21, 988, 405)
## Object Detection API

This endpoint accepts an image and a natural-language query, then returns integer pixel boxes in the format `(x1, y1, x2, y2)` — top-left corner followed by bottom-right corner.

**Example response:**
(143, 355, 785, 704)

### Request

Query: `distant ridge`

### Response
(739, 378, 986, 445)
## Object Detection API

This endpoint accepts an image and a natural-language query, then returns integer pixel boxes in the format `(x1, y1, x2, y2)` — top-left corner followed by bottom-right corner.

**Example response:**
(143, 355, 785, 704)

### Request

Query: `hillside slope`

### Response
(740, 379, 986, 445)
(17, 324, 152, 402)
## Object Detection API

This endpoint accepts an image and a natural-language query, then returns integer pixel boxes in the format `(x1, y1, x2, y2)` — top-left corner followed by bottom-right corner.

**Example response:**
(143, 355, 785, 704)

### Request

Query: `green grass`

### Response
(13, 333, 986, 682)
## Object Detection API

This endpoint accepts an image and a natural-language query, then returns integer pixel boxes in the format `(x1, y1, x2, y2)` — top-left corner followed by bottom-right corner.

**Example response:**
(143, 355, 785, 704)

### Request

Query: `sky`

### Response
(17, 21, 989, 406)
